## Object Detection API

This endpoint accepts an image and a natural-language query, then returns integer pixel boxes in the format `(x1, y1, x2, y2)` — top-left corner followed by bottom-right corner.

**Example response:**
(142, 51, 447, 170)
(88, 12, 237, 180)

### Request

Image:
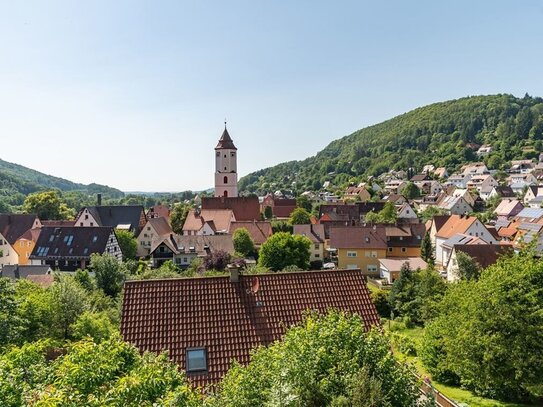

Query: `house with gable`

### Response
(0, 214, 42, 268)
(446, 244, 511, 282)
(75, 205, 147, 235)
(436, 195, 473, 215)
(136, 217, 173, 257)
(329, 226, 388, 275)
(434, 215, 497, 266)
(397, 202, 418, 220)
(149, 234, 235, 268)
(293, 224, 326, 264)
(182, 209, 235, 236)
(523, 185, 543, 207)
(30, 226, 122, 271)
(494, 199, 524, 219)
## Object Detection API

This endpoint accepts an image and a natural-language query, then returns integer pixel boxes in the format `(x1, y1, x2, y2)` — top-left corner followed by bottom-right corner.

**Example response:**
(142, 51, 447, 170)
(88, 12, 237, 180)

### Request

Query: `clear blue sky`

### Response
(1, 1, 542, 192)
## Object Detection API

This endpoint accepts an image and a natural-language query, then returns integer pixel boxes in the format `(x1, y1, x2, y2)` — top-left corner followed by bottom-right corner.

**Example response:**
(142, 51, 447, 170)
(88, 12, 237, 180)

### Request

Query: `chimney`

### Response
(97, 193, 102, 206)
(228, 264, 240, 283)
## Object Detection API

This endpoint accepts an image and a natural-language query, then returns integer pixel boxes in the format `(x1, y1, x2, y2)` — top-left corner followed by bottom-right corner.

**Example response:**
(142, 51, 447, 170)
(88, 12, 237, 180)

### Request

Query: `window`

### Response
(92, 236, 98, 243)
(216, 152, 220, 157)
(183, 257, 188, 263)
(186, 348, 207, 373)
(371, 251, 378, 258)
(365, 237, 370, 243)
(365, 251, 371, 258)
(85, 215, 89, 220)
(90, 222, 94, 226)
(80, 222, 83, 227)
(347, 251, 357, 257)
(231, 152, 235, 157)
(315, 254, 320, 258)
(367, 265, 378, 272)
(401, 247, 407, 253)
(388, 247, 393, 252)
(314, 244, 319, 250)
(224, 154, 226, 158)
(223, 176, 228, 184)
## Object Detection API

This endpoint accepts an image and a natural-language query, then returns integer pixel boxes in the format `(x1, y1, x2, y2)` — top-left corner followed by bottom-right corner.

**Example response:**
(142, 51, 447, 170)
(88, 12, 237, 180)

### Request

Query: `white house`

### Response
(136, 217, 173, 258)
(437, 195, 473, 215)
(397, 202, 418, 220)
(434, 215, 497, 267)
(446, 173, 472, 188)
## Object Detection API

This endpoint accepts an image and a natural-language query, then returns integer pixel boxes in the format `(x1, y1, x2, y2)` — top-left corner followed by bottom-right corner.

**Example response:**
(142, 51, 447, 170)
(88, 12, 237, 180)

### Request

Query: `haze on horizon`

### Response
(1, 0, 542, 192)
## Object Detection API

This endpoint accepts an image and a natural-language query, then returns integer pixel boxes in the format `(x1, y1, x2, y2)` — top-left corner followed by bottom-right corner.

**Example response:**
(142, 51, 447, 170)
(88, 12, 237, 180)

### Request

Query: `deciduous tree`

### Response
(258, 232, 311, 271)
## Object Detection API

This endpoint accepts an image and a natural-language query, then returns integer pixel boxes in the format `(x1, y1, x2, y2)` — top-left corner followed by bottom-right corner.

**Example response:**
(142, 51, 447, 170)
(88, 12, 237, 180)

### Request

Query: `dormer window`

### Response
(186, 348, 207, 373)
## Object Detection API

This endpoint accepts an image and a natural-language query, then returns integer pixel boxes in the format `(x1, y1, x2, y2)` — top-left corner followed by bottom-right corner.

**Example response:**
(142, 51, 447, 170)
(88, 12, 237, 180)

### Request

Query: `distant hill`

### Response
(239, 94, 543, 193)
(0, 158, 124, 207)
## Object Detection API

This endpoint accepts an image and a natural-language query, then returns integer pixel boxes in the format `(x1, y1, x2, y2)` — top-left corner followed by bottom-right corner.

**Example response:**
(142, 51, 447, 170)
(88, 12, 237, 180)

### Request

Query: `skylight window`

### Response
(186, 348, 207, 373)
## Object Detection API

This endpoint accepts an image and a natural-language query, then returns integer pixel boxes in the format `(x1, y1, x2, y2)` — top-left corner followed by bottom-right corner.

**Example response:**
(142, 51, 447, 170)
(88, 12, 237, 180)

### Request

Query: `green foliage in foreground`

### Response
(420, 249, 543, 402)
(211, 311, 427, 407)
(0, 336, 201, 407)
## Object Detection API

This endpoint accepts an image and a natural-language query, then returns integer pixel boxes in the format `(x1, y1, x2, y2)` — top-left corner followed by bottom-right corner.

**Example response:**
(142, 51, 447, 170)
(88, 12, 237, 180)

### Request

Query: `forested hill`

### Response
(239, 94, 543, 193)
(0, 157, 124, 208)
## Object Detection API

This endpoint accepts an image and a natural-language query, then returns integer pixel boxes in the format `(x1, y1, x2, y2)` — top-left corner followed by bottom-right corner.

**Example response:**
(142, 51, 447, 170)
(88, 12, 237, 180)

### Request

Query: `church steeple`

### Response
(214, 123, 238, 198)
(215, 124, 237, 150)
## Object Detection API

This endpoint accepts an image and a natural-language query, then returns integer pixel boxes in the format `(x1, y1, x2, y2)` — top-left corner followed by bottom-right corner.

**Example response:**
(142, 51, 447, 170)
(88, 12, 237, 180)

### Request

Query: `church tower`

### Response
(214, 124, 238, 198)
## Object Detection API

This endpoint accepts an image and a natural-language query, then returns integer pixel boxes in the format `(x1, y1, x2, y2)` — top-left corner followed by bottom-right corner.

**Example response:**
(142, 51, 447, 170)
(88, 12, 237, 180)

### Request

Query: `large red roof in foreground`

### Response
(121, 269, 380, 387)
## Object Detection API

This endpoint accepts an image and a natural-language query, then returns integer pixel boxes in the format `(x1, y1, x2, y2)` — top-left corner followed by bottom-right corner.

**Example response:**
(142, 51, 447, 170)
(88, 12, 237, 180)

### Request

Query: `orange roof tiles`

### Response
(120, 270, 380, 388)
(435, 215, 478, 239)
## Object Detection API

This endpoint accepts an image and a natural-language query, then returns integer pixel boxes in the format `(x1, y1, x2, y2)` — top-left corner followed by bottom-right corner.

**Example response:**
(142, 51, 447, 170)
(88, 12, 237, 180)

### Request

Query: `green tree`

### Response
(213, 311, 423, 407)
(421, 248, 543, 401)
(454, 251, 481, 281)
(419, 206, 446, 223)
(288, 207, 311, 225)
(402, 182, 420, 199)
(0, 278, 22, 347)
(90, 253, 127, 298)
(170, 204, 190, 234)
(115, 229, 138, 260)
(232, 228, 256, 258)
(22, 190, 74, 220)
(420, 233, 435, 266)
(49, 275, 90, 339)
(0, 336, 202, 406)
(296, 195, 312, 212)
(71, 311, 117, 343)
(379, 202, 398, 224)
(258, 232, 311, 271)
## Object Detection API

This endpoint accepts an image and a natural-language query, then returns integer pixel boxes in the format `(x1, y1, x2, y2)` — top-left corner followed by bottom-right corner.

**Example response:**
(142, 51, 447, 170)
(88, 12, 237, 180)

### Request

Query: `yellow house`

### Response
(14, 229, 41, 265)
(385, 223, 426, 258)
(330, 226, 388, 275)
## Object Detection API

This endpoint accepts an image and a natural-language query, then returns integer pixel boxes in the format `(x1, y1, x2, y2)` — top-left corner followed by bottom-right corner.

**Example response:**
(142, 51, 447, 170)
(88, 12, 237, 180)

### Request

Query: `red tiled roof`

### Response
(229, 221, 272, 245)
(329, 226, 387, 249)
(273, 205, 297, 218)
(121, 270, 380, 388)
(202, 197, 260, 221)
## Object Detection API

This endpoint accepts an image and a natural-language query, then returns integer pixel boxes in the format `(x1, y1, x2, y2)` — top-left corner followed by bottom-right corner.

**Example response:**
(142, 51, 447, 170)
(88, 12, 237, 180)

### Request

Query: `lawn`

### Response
(386, 320, 534, 407)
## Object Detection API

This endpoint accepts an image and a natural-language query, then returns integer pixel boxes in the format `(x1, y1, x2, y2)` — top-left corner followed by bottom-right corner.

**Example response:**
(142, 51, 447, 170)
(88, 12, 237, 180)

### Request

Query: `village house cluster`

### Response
(1, 133, 541, 387)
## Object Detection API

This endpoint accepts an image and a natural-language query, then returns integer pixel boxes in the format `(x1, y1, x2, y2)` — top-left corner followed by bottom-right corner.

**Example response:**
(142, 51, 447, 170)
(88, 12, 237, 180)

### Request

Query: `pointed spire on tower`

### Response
(215, 120, 237, 150)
